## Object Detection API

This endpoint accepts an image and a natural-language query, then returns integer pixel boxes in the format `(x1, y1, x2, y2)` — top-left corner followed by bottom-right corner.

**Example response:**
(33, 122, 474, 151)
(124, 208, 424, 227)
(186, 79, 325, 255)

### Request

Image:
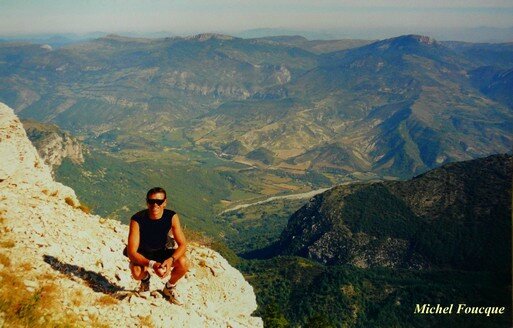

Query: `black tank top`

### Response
(132, 209, 175, 253)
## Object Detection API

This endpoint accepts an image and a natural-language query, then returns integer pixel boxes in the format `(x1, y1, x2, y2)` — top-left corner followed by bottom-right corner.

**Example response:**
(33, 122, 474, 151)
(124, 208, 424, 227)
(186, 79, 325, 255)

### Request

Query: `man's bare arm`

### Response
(127, 219, 153, 267)
(170, 214, 187, 261)
(160, 214, 187, 276)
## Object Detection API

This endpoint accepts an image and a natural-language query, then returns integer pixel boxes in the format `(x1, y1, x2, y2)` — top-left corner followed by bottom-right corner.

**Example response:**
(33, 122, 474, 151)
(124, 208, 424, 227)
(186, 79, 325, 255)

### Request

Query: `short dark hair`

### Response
(146, 187, 167, 200)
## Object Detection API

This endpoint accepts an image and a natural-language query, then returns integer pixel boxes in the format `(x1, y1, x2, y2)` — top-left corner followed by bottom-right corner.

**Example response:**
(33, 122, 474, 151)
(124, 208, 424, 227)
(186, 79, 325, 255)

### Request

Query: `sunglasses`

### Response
(147, 198, 165, 205)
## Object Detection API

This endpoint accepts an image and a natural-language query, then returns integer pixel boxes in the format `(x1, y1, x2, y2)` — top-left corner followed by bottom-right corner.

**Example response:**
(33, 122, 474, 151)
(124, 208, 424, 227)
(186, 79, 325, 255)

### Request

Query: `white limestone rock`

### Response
(0, 102, 262, 328)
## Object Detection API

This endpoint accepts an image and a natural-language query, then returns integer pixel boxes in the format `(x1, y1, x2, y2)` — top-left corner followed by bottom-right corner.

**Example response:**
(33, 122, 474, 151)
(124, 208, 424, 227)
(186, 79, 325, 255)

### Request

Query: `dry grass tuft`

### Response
(87, 314, 110, 328)
(63, 197, 91, 214)
(0, 252, 11, 266)
(40, 272, 55, 281)
(19, 262, 32, 271)
(64, 197, 75, 207)
(0, 240, 15, 248)
(71, 289, 83, 306)
(77, 204, 91, 214)
(0, 270, 80, 327)
(139, 315, 154, 327)
(96, 295, 119, 306)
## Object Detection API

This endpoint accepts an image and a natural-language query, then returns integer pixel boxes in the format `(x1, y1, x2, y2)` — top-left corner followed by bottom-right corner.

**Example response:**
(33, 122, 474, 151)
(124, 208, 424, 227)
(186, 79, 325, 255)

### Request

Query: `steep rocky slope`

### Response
(22, 119, 85, 173)
(0, 102, 262, 327)
(275, 154, 512, 270)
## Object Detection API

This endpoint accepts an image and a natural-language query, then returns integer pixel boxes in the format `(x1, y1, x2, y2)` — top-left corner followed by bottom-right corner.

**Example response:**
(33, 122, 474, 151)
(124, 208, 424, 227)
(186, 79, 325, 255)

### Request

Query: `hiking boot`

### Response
(138, 275, 150, 293)
(162, 284, 182, 305)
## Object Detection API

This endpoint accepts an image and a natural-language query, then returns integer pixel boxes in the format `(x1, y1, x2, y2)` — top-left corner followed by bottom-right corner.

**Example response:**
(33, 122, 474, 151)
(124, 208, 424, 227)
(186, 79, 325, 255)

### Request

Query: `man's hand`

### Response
(160, 257, 175, 278)
(151, 261, 166, 278)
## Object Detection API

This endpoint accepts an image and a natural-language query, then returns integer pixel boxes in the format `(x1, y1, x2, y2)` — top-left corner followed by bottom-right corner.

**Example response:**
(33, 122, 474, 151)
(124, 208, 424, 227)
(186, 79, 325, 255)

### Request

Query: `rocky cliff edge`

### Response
(0, 102, 262, 327)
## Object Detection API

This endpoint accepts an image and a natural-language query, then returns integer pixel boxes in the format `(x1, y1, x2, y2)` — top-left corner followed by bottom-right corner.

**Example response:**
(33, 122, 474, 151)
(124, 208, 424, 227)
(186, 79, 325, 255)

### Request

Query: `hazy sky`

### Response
(1, 0, 512, 36)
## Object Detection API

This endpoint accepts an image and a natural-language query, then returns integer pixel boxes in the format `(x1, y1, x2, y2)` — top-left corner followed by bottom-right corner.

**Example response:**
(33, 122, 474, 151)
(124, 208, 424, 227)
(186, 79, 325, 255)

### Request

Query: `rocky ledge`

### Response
(0, 102, 262, 327)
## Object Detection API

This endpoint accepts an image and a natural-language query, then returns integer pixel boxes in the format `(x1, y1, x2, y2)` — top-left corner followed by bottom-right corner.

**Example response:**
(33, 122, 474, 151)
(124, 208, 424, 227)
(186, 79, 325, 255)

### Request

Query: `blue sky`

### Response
(1, 0, 512, 36)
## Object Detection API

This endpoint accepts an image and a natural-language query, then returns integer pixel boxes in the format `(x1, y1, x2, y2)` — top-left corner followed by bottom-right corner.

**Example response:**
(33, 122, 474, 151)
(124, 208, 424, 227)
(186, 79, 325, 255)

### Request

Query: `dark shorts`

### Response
(123, 246, 175, 263)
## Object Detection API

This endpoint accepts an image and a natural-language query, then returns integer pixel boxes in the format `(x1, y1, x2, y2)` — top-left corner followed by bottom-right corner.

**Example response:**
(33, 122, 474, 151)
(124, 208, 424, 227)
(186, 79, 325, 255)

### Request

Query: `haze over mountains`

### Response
(2, 25, 512, 45)
(0, 33, 511, 182)
(237, 26, 513, 43)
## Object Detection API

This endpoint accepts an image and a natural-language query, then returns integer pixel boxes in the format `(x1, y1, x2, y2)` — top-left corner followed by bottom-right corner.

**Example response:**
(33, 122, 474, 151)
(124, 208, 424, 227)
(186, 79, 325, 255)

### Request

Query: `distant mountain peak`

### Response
(403, 34, 437, 45)
(187, 33, 236, 41)
(323, 33, 445, 61)
(380, 34, 439, 48)
(321, 33, 445, 64)
(40, 44, 53, 51)
(102, 33, 124, 40)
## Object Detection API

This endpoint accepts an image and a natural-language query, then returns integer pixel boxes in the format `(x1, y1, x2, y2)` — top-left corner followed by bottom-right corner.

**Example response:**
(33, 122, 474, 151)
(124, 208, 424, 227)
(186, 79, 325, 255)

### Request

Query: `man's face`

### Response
(146, 192, 167, 218)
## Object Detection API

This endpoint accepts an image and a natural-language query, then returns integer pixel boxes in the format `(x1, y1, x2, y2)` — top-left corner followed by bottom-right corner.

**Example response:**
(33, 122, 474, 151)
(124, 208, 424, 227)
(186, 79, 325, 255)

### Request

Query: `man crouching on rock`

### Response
(125, 187, 189, 304)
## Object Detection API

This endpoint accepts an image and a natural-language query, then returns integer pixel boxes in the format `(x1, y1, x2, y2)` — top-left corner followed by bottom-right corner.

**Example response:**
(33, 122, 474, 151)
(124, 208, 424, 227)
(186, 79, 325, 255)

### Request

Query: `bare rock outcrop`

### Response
(22, 119, 85, 173)
(0, 102, 262, 327)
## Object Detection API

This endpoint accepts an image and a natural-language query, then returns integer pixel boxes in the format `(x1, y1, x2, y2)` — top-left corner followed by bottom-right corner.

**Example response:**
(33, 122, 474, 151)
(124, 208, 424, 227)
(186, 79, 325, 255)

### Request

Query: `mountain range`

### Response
(189, 35, 512, 177)
(0, 33, 511, 181)
(2, 32, 512, 327)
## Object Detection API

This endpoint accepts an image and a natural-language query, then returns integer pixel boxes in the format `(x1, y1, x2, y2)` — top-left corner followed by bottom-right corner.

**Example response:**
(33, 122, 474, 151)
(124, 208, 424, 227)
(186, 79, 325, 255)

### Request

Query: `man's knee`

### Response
(130, 263, 147, 280)
(175, 256, 189, 273)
